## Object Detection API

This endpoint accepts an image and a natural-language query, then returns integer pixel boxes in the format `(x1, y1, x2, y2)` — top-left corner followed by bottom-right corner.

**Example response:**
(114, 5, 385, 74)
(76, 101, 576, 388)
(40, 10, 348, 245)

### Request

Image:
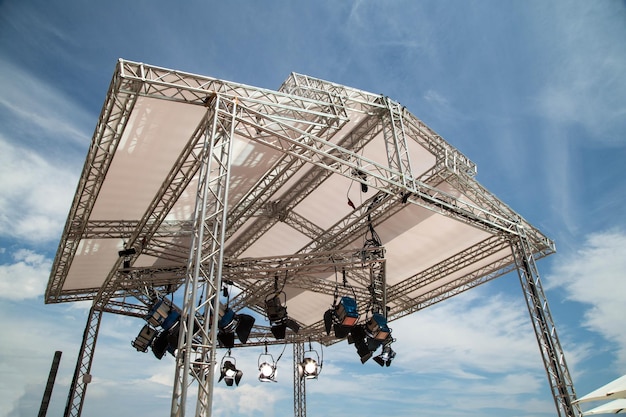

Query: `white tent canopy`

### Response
(583, 399, 626, 415)
(577, 375, 626, 404)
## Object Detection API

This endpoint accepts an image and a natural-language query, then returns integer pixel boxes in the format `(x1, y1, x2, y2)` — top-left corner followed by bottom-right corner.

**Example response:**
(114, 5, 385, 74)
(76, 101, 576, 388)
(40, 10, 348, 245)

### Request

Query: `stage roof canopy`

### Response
(46, 59, 554, 344)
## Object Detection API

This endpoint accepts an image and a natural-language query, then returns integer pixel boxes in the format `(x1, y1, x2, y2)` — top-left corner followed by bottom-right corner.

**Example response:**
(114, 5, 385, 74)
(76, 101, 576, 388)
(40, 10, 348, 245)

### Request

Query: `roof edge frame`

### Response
(46, 63, 142, 303)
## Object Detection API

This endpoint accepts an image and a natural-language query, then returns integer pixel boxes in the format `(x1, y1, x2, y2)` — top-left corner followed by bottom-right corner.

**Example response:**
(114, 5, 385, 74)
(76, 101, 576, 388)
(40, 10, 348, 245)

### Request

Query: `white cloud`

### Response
(212, 383, 287, 417)
(0, 137, 77, 243)
(546, 230, 626, 368)
(531, 2, 626, 145)
(0, 248, 51, 300)
(0, 58, 93, 147)
(393, 290, 542, 376)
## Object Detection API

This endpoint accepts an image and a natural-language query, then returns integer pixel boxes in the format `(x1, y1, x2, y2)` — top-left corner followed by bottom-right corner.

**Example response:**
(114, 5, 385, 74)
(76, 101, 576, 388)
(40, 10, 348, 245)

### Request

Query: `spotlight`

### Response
(144, 299, 181, 331)
(373, 344, 396, 366)
(118, 247, 136, 269)
(354, 169, 368, 193)
(131, 324, 157, 352)
(264, 292, 299, 340)
(298, 341, 322, 380)
(118, 248, 137, 257)
(324, 296, 359, 338)
(348, 325, 374, 363)
(347, 313, 393, 364)
(218, 308, 255, 348)
(258, 344, 278, 382)
(373, 343, 396, 367)
(143, 299, 182, 359)
(365, 313, 390, 341)
(336, 296, 359, 326)
(151, 330, 170, 359)
(218, 351, 243, 387)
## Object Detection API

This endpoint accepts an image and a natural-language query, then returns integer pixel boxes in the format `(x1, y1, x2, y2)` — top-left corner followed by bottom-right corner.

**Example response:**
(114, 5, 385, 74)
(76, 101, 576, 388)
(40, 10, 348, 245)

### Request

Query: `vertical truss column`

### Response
(171, 95, 237, 417)
(381, 97, 414, 188)
(512, 227, 580, 417)
(367, 249, 387, 315)
(293, 342, 306, 417)
(63, 306, 103, 417)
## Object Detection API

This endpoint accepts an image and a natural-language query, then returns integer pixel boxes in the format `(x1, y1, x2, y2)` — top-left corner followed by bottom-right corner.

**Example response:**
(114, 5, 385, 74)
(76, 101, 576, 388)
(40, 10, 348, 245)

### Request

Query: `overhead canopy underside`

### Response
(46, 59, 554, 341)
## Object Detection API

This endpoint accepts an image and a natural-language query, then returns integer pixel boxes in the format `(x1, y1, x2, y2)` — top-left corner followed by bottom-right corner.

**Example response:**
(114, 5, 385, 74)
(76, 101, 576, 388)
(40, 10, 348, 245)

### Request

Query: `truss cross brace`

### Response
(512, 228, 580, 417)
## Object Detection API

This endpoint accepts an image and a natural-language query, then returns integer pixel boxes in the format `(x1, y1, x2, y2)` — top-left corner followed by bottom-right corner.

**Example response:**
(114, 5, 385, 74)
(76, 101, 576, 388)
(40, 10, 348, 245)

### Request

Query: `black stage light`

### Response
(373, 344, 396, 367)
(117, 248, 136, 257)
(151, 331, 169, 359)
(264, 292, 299, 340)
(325, 296, 360, 338)
(270, 323, 287, 340)
(218, 352, 243, 387)
(365, 313, 391, 341)
(348, 325, 374, 363)
(265, 294, 287, 323)
(118, 247, 136, 269)
(132, 325, 157, 352)
(218, 308, 255, 348)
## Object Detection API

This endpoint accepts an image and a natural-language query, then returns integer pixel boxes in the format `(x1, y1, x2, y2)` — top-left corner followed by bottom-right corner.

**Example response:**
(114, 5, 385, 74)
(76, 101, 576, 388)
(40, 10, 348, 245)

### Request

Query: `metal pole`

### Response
(38, 350, 62, 417)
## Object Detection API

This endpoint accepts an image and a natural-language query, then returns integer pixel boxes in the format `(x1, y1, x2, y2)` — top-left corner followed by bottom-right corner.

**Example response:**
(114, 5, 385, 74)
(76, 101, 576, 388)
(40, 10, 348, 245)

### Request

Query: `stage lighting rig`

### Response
(217, 282, 255, 348)
(264, 291, 300, 339)
(218, 350, 243, 387)
(347, 312, 393, 364)
(373, 343, 396, 367)
(118, 247, 136, 269)
(258, 343, 278, 383)
(324, 296, 359, 338)
(298, 339, 323, 380)
(218, 307, 255, 348)
(132, 298, 182, 360)
(131, 324, 157, 352)
(324, 270, 360, 338)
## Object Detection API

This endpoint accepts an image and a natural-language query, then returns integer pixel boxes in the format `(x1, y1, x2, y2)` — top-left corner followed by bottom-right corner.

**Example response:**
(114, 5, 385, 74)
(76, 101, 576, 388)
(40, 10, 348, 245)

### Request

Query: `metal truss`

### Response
(512, 227, 581, 417)
(171, 95, 236, 417)
(46, 69, 141, 302)
(223, 101, 385, 258)
(54, 61, 575, 417)
(293, 342, 306, 417)
(63, 307, 102, 417)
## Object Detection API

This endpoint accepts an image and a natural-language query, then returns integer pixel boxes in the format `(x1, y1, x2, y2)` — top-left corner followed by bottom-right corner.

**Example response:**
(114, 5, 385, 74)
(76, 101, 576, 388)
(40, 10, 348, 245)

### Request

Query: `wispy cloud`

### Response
(546, 230, 626, 369)
(0, 249, 51, 300)
(530, 2, 626, 145)
(0, 58, 93, 149)
(0, 137, 77, 243)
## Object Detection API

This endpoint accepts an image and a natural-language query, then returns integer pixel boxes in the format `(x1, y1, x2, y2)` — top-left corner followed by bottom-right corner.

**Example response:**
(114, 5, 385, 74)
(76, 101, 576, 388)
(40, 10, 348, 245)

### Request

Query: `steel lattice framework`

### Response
(47, 59, 580, 417)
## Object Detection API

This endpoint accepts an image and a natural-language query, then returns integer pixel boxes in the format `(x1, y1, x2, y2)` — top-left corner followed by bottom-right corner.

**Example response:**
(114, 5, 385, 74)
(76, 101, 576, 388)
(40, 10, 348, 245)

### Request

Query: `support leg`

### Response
(293, 342, 306, 417)
(512, 231, 580, 417)
(63, 306, 103, 417)
(170, 95, 236, 417)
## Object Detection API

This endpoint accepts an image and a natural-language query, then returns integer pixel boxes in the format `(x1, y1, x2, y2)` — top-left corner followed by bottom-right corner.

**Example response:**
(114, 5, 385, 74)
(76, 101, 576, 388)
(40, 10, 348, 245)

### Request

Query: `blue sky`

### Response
(1, 1, 625, 416)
